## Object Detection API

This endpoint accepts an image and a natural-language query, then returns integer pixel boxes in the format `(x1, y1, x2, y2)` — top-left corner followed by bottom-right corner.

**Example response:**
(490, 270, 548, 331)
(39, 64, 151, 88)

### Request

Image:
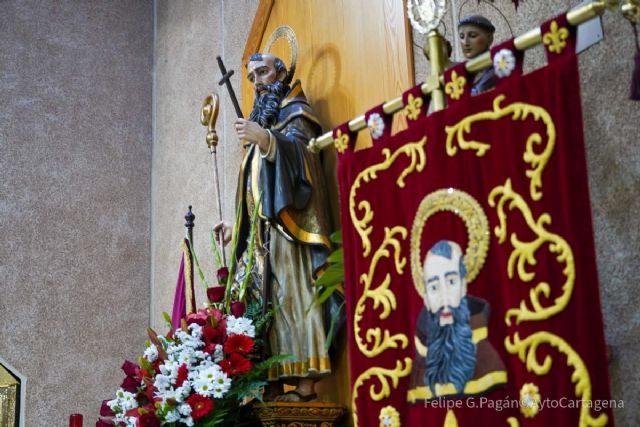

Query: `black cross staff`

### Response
(216, 56, 244, 119)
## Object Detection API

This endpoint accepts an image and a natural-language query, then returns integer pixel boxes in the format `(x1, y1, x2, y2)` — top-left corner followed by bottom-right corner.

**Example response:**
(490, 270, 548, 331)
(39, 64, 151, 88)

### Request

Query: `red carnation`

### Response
(99, 400, 114, 417)
(175, 363, 188, 388)
(230, 301, 246, 317)
(207, 286, 226, 303)
(121, 360, 140, 378)
(186, 394, 214, 421)
(219, 353, 252, 376)
(143, 382, 155, 402)
(186, 310, 208, 326)
(120, 376, 139, 393)
(202, 324, 225, 345)
(138, 411, 161, 427)
(216, 267, 229, 284)
(95, 419, 113, 427)
(223, 334, 254, 355)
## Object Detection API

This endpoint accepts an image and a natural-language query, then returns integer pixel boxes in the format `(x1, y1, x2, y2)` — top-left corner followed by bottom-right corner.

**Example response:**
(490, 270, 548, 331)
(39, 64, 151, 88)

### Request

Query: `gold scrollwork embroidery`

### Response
(445, 71, 466, 100)
(445, 94, 556, 201)
(352, 359, 412, 427)
(349, 138, 427, 257)
(489, 179, 575, 325)
(505, 332, 608, 427)
(334, 129, 349, 154)
(542, 20, 570, 54)
(354, 226, 410, 357)
(403, 93, 424, 121)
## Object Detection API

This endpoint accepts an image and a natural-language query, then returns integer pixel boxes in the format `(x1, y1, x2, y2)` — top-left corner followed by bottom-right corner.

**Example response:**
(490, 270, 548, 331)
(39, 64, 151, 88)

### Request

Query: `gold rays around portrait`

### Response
(410, 188, 490, 298)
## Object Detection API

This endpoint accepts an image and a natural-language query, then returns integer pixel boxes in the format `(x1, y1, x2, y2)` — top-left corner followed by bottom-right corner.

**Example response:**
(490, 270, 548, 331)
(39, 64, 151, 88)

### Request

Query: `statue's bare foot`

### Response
(274, 390, 318, 402)
(262, 382, 284, 402)
(274, 378, 316, 402)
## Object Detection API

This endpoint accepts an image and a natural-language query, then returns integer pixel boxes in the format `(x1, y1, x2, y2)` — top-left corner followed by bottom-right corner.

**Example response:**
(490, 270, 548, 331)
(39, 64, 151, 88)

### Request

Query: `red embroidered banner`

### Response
(335, 14, 614, 427)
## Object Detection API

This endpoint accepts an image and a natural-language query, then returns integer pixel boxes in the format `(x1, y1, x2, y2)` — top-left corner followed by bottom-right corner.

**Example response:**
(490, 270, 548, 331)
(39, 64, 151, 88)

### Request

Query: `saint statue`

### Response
(407, 240, 507, 402)
(215, 52, 332, 402)
(458, 15, 496, 95)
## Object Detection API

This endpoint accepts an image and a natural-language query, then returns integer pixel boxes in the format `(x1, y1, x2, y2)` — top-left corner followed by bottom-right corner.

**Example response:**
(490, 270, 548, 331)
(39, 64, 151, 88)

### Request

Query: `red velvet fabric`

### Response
(336, 16, 613, 426)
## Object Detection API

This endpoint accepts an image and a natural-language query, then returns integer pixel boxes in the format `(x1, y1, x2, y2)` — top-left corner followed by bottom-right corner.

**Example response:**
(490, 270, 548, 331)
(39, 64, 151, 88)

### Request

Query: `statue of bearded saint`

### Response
(407, 240, 507, 402)
(215, 53, 333, 402)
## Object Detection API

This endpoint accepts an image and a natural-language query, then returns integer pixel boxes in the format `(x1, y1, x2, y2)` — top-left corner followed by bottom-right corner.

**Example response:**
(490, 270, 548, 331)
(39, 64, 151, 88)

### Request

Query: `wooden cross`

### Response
(216, 55, 244, 119)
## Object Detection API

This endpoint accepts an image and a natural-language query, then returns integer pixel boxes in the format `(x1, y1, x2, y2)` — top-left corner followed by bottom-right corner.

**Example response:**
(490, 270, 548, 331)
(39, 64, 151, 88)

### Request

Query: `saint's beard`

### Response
(424, 297, 477, 395)
(248, 80, 288, 129)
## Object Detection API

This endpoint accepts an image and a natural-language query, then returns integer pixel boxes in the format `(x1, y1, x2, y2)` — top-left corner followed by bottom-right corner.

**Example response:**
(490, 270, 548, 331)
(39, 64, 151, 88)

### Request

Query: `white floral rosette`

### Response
(493, 48, 516, 78)
(367, 112, 385, 140)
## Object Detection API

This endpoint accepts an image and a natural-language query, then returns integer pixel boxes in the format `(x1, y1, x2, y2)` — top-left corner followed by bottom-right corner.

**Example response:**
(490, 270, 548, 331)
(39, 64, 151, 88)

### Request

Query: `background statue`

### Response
(215, 52, 332, 402)
(407, 240, 506, 402)
(458, 15, 496, 95)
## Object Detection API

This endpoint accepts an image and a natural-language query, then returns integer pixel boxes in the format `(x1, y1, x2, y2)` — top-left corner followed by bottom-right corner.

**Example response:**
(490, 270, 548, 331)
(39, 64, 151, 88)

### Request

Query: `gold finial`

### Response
(621, 0, 640, 22)
(201, 93, 220, 152)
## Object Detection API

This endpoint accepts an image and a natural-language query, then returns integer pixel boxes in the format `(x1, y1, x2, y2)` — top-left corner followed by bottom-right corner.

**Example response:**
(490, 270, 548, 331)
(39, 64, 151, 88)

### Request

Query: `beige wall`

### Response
(0, 1, 152, 425)
(152, 0, 260, 329)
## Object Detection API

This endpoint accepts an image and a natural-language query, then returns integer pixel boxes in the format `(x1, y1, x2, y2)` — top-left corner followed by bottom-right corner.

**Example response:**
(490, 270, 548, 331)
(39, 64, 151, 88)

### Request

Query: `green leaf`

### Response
(189, 240, 210, 290)
(238, 192, 262, 303)
(237, 380, 269, 402)
(162, 312, 173, 329)
(324, 301, 345, 352)
(254, 354, 296, 372)
(316, 285, 340, 305)
(327, 247, 344, 264)
(314, 263, 344, 287)
(330, 229, 343, 244)
(210, 228, 224, 271)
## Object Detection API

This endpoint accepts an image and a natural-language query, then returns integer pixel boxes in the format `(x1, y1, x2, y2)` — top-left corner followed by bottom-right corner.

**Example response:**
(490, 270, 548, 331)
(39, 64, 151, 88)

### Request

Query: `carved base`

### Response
(252, 401, 347, 427)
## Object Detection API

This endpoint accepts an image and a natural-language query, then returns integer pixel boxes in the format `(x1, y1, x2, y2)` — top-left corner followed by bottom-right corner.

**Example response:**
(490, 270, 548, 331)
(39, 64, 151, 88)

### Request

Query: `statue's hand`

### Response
(234, 118, 270, 152)
(213, 221, 233, 246)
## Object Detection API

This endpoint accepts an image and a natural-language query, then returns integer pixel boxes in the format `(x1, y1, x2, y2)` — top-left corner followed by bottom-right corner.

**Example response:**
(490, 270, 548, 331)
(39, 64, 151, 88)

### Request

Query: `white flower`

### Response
(143, 344, 158, 362)
(178, 403, 192, 416)
(159, 359, 179, 377)
(188, 323, 203, 338)
(493, 48, 516, 78)
(108, 389, 138, 413)
(164, 410, 180, 423)
(367, 113, 385, 140)
(213, 344, 224, 363)
(226, 316, 255, 337)
(153, 374, 172, 391)
(211, 374, 232, 398)
(193, 377, 215, 397)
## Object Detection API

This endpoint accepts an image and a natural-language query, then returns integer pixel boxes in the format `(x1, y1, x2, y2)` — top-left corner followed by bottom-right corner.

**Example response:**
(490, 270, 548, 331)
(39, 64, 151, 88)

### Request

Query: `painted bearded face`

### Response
(423, 241, 467, 326)
(422, 241, 476, 394)
(246, 54, 288, 129)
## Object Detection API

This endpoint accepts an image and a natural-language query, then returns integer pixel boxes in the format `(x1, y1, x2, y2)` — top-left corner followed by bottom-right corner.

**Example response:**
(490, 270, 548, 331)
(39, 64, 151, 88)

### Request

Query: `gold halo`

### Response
(264, 25, 298, 82)
(410, 188, 490, 297)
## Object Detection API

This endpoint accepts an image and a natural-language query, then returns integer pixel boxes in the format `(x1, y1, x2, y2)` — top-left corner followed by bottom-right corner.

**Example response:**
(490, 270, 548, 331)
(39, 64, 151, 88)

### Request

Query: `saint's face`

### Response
(459, 24, 493, 60)
(247, 56, 278, 97)
(423, 249, 466, 326)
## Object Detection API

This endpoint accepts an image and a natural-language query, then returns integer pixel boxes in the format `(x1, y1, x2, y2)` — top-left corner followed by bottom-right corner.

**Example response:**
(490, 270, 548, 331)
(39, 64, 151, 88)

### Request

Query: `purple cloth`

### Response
(171, 255, 186, 330)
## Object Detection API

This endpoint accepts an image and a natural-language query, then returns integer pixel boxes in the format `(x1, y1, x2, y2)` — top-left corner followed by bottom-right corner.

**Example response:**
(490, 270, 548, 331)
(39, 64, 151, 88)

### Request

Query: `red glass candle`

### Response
(69, 413, 83, 427)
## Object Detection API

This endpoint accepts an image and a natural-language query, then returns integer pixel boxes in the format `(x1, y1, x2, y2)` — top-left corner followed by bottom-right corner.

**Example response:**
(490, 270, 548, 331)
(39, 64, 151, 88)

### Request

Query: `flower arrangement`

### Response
(98, 201, 286, 426)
